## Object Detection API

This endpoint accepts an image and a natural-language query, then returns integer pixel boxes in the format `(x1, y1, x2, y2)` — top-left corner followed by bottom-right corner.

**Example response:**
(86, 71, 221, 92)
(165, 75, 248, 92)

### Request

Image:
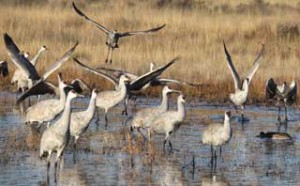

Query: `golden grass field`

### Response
(0, 0, 300, 102)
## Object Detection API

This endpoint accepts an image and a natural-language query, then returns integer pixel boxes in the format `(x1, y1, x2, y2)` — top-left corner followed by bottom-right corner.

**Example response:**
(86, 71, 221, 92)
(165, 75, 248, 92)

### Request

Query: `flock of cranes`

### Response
(0, 1, 298, 180)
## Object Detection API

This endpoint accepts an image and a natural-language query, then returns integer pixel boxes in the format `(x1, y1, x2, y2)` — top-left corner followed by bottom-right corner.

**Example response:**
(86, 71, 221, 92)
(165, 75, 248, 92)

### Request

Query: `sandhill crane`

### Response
(11, 45, 47, 93)
(72, 2, 165, 64)
(223, 41, 264, 122)
(73, 57, 179, 115)
(96, 75, 130, 127)
(4, 33, 78, 104)
(25, 74, 71, 127)
(148, 94, 186, 152)
(70, 89, 98, 152)
(202, 111, 232, 172)
(256, 131, 292, 140)
(39, 90, 82, 176)
(130, 86, 180, 137)
(266, 78, 297, 124)
(0, 61, 8, 77)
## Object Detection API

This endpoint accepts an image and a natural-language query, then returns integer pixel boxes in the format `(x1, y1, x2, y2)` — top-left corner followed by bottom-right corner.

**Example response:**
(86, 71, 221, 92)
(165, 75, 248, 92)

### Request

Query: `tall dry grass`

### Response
(0, 0, 300, 102)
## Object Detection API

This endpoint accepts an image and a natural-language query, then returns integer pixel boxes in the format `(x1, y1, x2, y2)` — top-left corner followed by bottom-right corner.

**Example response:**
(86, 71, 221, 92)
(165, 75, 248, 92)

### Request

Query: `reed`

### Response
(0, 0, 299, 102)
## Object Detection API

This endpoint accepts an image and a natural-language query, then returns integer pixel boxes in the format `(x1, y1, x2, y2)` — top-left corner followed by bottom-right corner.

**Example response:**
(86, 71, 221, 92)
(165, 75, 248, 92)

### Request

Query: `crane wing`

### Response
(4, 33, 39, 80)
(17, 80, 57, 104)
(41, 42, 78, 80)
(246, 44, 264, 84)
(129, 57, 179, 91)
(72, 2, 111, 34)
(119, 24, 166, 37)
(73, 58, 118, 89)
(265, 78, 277, 100)
(223, 41, 241, 90)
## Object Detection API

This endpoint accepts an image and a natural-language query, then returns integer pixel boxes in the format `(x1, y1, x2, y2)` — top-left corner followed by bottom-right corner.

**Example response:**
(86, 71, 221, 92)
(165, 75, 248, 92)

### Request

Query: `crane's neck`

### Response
(57, 96, 73, 135)
(223, 115, 231, 133)
(158, 92, 169, 111)
(117, 80, 127, 97)
(59, 87, 67, 104)
(31, 48, 45, 66)
(85, 96, 97, 117)
(177, 101, 185, 121)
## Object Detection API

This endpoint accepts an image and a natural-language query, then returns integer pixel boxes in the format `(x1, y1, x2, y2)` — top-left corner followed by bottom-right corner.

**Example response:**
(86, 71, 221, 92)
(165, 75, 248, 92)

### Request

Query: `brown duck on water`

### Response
(256, 131, 292, 140)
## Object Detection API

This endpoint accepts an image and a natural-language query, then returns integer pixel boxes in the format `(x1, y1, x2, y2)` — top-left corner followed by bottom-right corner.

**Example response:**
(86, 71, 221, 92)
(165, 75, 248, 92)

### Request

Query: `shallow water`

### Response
(0, 92, 300, 185)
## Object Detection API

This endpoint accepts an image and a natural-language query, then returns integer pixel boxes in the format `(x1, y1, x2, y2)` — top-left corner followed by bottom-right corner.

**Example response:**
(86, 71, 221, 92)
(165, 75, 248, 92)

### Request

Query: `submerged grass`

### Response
(0, 0, 300, 102)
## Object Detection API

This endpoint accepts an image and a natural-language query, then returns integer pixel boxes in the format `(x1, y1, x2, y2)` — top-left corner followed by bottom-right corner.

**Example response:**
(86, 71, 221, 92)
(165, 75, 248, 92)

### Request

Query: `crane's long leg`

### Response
(214, 148, 217, 172)
(234, 105, 238, 113)
(240, 105, 245, 128)
(105, 112, 108, 128)
(96, 107, 100, 125)
(277, 106, 281, 121)
(122, 96, 128, 116)
(109, 49, 114, 64)
(163, 139, 167, 152)
(73, 137, 78, 162)
(28, 97, 31, 107)
(284, 103, 288, 122)
(105, 47, 111, 64)
(46, 170, 50, 186)
(241, 105, 245, 122)
(148, 129, 152, 140)
(55, 149, 65, 182)
(163, 133, 169, 152)
(168, 140, 173, 152)
(210, 145, 213, 167)
(137, 127, 147, 141)
(46, 151, 52, 173)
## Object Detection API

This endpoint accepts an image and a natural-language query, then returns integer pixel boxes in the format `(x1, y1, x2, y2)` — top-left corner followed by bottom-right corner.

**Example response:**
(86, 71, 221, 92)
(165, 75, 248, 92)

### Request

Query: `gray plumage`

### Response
(39, 90, 81, 173)
(130, 86, 180, 132)
(70, 89, 98, 149)
(96, 75, 130, 127)
(202, 111, 232, 171)
(25, 74, 70, 125)
(148, 94, 186, 152)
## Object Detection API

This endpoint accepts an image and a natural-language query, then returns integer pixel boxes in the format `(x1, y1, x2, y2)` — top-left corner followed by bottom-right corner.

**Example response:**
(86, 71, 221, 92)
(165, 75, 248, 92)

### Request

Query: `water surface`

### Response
(0, 92, 299, 185)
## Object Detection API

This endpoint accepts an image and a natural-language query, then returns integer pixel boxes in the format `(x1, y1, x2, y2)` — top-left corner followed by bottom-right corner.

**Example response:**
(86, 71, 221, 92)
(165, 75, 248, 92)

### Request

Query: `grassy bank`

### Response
(0, 0, 300, 103)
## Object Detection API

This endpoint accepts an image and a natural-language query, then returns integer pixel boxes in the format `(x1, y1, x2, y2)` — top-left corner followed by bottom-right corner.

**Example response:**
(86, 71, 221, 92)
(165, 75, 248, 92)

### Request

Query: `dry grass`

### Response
(0, 0, 300, 102)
